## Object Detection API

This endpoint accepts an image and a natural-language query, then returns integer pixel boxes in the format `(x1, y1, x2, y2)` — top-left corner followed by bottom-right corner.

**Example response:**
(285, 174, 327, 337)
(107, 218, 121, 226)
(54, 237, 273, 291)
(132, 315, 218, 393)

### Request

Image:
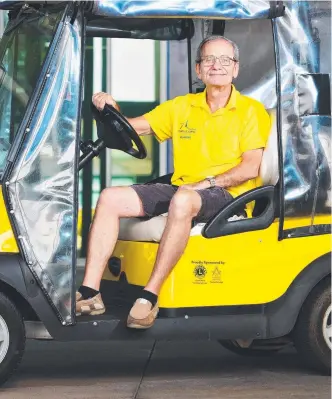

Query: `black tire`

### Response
(0, 292, 26, 386)
(218, 338, 289, 357)
(293, 278, 331, 375)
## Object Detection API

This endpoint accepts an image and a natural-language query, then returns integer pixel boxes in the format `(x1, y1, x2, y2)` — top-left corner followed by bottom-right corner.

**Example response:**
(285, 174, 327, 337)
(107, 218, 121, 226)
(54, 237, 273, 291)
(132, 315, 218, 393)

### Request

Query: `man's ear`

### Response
(233, 62, 239, 79)
(195, 63, 202, 80)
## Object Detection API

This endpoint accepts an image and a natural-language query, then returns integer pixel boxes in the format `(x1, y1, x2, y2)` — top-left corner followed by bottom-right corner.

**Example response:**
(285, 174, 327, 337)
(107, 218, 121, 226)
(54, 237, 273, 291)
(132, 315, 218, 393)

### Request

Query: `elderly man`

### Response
(76, 35, 271, 329)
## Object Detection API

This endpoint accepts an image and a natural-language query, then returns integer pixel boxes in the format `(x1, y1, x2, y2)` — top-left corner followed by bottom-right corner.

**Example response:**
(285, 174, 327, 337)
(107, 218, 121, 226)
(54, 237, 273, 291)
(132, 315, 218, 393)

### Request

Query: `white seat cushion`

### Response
(118, 214, 206, 242)
(118, 214, 245, 242)
(119, 108, 278, 242)
(259, 108, 279, 185)
(118, 215, 167, 242)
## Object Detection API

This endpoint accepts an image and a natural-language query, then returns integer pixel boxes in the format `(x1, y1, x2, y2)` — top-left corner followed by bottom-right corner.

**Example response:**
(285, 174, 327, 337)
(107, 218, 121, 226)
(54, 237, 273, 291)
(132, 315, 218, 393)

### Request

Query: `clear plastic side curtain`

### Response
(92, 0, 274, 19)
(273, 1, 331, 237)
(6, 10, 83, 324)
(0, 1, 22, 9)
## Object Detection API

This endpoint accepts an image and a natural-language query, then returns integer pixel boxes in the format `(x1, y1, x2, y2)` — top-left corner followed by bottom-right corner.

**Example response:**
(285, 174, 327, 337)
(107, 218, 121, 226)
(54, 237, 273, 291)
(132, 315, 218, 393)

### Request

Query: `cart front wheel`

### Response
(0, 292, 25, 386)
(293, 278, 331, 375)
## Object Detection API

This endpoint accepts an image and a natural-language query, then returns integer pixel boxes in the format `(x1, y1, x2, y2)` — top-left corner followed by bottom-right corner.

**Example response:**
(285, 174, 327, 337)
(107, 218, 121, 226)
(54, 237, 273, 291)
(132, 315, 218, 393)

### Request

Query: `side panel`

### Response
(110, 216, 331, 308)
(0, 186, 18, 252)
(267, 253, 331, 338)
(0, 254, 63, 337)
(274, 1, 331, 232)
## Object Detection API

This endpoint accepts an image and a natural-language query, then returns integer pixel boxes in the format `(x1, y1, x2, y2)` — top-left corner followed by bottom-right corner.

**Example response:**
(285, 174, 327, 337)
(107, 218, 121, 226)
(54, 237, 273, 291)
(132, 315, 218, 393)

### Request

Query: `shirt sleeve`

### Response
(240, 103, 271, 154)
(143, 99, 174, 142)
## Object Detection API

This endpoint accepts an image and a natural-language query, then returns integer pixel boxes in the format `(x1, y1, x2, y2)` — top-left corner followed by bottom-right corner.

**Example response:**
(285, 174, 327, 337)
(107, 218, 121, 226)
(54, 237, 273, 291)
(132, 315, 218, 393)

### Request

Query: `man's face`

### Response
(195, 39, 239, 87)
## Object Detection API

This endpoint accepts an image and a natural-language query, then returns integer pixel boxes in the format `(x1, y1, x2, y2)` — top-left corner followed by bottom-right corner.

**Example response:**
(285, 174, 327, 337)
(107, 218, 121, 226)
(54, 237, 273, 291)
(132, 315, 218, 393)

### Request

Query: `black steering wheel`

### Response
(91, 103, 147, 159)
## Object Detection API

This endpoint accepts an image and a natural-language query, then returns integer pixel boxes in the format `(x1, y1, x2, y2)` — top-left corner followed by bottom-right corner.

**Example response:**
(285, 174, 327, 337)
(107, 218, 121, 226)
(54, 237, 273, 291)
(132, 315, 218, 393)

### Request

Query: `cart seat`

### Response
(118, 108, 278, 242)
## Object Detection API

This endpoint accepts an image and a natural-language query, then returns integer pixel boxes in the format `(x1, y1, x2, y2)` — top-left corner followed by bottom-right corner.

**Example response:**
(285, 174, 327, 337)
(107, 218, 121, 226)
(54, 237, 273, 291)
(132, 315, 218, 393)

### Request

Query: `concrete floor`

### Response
(1, 340, 330, 399)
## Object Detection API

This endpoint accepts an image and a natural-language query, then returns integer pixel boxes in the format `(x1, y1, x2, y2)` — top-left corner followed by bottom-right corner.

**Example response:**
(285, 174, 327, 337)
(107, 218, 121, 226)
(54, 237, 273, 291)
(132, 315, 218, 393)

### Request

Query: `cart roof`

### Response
(0, 0, 284, 20)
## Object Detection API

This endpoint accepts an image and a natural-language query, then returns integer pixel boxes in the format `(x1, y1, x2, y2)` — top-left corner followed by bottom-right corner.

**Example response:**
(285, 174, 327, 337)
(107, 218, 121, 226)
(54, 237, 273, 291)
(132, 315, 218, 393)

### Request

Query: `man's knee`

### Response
(98, 187, 116, 205)
(169, 189, 201, 219)
(98, 187, 127, 210)
(97, 186, 144, 217)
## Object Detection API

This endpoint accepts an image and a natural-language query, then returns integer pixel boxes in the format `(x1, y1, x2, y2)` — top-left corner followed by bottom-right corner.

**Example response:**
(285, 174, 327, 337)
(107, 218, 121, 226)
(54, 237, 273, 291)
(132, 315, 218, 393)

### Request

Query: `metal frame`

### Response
(72, 10, 86, 322)
(272, 18, 285, 241)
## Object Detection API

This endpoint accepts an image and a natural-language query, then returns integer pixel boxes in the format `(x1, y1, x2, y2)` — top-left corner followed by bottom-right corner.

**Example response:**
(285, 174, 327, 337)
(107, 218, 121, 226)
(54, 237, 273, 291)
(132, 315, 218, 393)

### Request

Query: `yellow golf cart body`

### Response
(0, 0, 330, 386)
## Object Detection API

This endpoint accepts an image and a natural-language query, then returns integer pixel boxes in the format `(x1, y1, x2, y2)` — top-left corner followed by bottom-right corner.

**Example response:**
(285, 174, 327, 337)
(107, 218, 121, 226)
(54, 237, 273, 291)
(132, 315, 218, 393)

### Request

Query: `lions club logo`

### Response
(193, 265, 207, 279)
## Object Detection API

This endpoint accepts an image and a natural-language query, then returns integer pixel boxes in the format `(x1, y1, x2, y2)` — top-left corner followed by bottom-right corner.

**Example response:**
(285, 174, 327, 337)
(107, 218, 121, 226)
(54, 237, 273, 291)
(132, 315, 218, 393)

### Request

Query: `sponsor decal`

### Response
(211, 266, 223, 284)
(192, 260, 224, 284)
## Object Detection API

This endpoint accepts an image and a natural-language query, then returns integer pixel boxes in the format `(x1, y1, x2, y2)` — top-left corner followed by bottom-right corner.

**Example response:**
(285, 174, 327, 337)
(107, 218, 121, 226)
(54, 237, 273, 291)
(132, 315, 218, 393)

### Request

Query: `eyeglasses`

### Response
(200, 55, 238, 66)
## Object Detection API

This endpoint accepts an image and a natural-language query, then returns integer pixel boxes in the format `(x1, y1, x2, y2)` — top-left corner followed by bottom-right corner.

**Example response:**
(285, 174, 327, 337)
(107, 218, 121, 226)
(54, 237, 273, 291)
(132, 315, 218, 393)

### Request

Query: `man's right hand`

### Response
(92, 92, 120, 112)
(92, 92, 152, 137)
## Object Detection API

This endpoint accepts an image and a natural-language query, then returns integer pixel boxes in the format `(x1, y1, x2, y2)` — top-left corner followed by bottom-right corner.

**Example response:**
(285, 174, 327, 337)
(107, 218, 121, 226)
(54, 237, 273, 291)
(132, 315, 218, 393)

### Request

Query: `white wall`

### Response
(0, 11, 4, 37)
(110, 38, 156, 102)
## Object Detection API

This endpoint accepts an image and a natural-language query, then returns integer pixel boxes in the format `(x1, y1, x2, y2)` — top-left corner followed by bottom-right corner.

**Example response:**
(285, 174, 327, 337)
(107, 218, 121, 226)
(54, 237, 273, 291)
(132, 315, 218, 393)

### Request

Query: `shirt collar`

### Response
(192, 84, 238, 113)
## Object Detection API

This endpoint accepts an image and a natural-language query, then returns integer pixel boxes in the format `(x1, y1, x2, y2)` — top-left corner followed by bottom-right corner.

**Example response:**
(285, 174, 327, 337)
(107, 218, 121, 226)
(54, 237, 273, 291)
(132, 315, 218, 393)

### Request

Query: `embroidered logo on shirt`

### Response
(178, 120, 196, 139)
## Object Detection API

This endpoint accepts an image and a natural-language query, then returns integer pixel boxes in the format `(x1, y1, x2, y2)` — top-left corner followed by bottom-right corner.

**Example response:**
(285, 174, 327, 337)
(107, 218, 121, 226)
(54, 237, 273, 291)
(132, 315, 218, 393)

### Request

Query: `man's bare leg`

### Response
(81, 186, 145, 291)
(127, 189, 202, 327)
(145, 189, 202, 295)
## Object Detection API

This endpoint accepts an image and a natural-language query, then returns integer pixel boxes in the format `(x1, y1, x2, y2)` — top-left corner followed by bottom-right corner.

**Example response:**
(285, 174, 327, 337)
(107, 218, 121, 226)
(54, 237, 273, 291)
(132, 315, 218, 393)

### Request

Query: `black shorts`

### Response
(131, 183, 233, 223)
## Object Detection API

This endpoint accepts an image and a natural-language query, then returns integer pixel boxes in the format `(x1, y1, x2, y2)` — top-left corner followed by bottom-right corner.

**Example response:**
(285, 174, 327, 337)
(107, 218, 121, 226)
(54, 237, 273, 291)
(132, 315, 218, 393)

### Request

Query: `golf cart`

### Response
(0, 0, 331, 386)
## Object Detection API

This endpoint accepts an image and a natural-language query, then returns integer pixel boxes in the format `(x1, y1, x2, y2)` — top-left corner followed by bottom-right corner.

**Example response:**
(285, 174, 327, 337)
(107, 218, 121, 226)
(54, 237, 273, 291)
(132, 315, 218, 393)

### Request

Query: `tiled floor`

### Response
(2, 340, 330, 399)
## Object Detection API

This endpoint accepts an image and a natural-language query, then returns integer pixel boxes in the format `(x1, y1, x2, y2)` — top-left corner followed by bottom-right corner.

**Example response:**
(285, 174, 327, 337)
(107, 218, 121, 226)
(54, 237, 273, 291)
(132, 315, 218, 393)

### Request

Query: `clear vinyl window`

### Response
(0, 11, 61, 179)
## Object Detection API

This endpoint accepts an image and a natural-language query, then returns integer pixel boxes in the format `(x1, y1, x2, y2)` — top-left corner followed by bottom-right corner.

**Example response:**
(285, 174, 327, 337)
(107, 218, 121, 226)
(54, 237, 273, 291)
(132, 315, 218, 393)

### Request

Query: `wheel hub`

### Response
(0, 315, 10, 364)
(322, 304, 331, 350)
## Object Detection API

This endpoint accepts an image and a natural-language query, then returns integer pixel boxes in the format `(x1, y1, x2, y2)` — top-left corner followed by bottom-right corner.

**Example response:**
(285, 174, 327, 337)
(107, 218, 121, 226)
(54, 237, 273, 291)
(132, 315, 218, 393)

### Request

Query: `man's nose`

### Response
(211, 62, 224, 70)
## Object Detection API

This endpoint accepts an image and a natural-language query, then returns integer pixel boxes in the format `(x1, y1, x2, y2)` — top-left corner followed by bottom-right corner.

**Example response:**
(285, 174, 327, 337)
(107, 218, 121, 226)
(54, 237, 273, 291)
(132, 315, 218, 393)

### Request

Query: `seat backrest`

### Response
(259, 108, 279, 186)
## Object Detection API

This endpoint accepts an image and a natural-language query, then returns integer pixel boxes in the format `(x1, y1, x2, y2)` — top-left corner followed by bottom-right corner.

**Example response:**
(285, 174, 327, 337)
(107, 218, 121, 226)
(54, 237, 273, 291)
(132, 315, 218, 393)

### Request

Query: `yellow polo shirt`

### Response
(144, 86, 271, 204)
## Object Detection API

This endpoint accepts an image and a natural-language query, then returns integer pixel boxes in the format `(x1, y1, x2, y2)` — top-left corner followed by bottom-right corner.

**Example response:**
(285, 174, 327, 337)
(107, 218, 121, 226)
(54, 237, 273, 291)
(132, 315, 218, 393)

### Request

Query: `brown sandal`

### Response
(127, 298, 159, 329)
(76, 293, 106, 316)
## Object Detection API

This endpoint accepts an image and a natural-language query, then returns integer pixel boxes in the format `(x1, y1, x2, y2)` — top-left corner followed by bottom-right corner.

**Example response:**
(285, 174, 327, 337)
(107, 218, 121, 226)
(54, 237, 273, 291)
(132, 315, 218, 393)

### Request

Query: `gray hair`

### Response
(195, 35, 239, 63)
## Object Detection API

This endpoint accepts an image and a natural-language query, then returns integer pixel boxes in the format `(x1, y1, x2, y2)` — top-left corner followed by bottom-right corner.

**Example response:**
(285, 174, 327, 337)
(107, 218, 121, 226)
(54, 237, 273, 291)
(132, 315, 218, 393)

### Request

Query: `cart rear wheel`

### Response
(218, 338, 290, 356)
(0, 292, 25, 386)
(293, 278, 331, 375)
